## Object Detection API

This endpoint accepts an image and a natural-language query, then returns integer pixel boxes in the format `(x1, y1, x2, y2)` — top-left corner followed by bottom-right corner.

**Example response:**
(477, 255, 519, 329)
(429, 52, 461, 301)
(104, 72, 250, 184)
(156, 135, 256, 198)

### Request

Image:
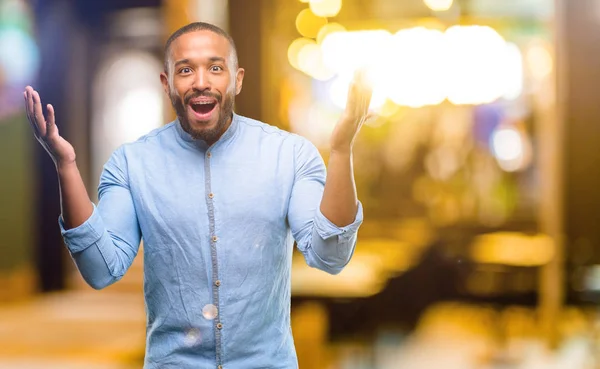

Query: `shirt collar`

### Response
(175, 112, 240, 151)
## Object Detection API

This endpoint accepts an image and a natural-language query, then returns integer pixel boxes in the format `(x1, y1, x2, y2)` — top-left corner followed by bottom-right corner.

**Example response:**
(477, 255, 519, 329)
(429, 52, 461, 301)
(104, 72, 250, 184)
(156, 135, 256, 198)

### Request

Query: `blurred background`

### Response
(1, 0, 600, 368)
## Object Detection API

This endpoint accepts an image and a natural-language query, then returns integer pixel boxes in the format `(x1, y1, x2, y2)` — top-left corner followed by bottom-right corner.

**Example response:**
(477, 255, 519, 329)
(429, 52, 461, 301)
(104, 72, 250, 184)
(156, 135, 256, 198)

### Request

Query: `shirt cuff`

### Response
(314, 201, 364, 241)
(58, 203, 105, 253)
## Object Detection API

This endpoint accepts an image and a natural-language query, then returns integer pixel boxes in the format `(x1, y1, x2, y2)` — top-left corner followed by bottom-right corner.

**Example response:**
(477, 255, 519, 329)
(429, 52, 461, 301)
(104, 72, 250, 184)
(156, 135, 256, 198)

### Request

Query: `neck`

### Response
(205, 114, 233, 146)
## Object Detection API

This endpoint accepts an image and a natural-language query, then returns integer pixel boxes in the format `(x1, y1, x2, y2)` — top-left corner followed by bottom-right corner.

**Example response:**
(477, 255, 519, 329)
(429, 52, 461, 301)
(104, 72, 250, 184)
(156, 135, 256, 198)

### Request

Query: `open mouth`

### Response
(189, 99, 217, 120)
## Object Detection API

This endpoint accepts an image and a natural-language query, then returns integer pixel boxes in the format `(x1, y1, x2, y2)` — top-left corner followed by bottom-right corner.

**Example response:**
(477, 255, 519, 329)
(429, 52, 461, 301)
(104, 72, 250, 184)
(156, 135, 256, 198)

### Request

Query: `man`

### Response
(24, 22, 372, 369)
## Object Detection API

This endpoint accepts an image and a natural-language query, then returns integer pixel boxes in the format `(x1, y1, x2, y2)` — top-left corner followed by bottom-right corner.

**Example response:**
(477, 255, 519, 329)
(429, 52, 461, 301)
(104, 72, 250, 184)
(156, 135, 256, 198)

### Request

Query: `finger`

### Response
(354, 69, 372, 114)
(46, 104, 58, 138)
(345, 80, 358, 112)
(25, 87, 35, 122)
(359, 88, 372, 115)
(23, 92, 38, 130)
(25, 90, 43, 138)
(32, 90, 47, 136)
(23, 92, 40, 136)
(364, 111, 377, 121)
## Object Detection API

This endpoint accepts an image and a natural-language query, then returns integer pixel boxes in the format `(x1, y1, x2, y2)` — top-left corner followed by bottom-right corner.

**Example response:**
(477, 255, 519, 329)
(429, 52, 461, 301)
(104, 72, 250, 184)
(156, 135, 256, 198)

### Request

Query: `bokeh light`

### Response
(490, 125, 532, 172)
(316, 22, 345, 44)
(385, 27, 447, 107)
(321, 29, 392, 77)
(298, 42, 335, 81)
(184, 328, 202, 347)
(0, 28, 39, 85)
(423, 0, 454, 11)
(202, 304, 218, 320)
(295, 8, 327, 39)
(527, 41, 553, 81)
(309, 0, 342, 18)
(288, 37, 316, 71)
(299, 25, 523, 108)
(444, 25, 512, 105)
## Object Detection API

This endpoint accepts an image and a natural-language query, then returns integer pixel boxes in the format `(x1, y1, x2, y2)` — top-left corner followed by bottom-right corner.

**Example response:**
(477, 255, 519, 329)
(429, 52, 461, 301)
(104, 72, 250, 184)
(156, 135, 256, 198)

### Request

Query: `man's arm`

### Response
(24, 87, 93, 228)
(319, 150, 357, 227)
(288, 70, 372, 275)
(24, 87, 141, 289)
(319, 69, 372, 227)
(287, 138, 363, 275)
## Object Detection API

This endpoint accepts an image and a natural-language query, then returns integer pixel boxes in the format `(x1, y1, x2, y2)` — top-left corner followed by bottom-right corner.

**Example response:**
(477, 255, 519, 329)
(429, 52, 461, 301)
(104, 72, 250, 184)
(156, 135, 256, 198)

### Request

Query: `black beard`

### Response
(171, 90, 234, 144)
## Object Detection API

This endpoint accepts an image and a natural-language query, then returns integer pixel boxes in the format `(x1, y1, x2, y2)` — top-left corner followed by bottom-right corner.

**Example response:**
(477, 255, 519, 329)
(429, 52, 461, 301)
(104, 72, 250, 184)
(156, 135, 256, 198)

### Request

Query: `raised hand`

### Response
(24, 86, 76, 167)
(330, 69, 375, 153)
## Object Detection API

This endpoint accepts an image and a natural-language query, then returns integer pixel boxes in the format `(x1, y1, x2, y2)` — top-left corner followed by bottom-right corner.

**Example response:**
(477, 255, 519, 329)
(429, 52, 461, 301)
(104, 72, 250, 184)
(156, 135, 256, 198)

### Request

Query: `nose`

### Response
(192, 70, 211, 91)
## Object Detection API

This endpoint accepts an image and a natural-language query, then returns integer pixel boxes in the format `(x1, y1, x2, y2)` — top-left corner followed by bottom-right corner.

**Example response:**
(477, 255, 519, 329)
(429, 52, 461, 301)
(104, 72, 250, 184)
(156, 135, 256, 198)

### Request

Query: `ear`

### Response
(235, 68, 245, 95)
(160, 72, 170, 96)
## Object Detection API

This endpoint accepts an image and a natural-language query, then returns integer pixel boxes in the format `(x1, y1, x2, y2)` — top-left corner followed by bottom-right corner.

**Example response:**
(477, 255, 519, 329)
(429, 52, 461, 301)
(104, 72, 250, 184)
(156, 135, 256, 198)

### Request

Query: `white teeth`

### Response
(194, 101, 214, 105)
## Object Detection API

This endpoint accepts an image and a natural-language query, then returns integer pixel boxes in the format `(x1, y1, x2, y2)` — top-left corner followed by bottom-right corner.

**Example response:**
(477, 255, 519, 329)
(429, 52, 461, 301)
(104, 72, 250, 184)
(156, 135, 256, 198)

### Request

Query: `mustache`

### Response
(184, 91, 222, 105)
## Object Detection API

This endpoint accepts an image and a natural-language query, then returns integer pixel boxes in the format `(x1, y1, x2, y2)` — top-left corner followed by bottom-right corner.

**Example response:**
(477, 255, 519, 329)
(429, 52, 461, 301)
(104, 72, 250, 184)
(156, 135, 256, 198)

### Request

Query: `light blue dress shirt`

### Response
(59, 113, 363, 369)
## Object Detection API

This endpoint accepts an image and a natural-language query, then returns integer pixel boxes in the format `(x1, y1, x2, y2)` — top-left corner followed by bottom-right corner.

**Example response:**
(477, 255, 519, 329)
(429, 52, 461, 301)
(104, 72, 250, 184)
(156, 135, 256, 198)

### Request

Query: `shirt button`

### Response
(207, 152, 212, 158)
(212, 236, 218, 242)
(208, 193, 214, 199)
(216, 323, 223, 329)
(218, 366, 223, 369)
(215, 280, 221, 287)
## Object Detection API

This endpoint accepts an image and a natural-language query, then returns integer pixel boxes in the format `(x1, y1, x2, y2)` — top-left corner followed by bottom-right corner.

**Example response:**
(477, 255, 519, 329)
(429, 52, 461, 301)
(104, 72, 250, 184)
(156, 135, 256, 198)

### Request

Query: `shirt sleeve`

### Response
(287, 136, 363, 275)
(58, 146, 142, 289)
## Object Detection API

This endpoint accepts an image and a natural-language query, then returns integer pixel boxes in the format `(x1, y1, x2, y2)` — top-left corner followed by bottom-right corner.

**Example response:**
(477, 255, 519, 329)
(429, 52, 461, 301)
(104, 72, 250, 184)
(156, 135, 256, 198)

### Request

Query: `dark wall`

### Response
(562, 0, 600, 268)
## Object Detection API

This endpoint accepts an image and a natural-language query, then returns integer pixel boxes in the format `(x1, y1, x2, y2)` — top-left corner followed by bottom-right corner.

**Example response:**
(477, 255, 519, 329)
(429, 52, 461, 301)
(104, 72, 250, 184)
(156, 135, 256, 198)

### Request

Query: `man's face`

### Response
(161, 30, 244, 144)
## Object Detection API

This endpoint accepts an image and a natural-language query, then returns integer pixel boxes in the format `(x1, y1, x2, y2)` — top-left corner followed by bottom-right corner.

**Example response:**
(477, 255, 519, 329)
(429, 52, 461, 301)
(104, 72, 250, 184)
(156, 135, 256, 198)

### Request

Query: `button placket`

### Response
(204, 147, 223, 365)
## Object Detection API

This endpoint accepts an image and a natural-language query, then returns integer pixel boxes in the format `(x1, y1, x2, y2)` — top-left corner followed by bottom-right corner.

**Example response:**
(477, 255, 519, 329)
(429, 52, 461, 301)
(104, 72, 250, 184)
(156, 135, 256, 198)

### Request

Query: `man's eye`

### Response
(180, 67, 192, 74)
(211, 66, 223, 72)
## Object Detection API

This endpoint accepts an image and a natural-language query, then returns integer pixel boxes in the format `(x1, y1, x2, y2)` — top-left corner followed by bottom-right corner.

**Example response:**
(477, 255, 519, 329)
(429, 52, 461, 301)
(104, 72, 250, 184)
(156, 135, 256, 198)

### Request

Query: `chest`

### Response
(129, 151, 294, 240)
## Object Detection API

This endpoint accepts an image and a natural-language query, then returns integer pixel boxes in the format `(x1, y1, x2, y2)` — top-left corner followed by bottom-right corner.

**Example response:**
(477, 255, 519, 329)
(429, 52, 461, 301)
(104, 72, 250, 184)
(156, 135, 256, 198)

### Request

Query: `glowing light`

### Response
(290, 24, 524, 107)
(202, 304, 218, 320)
(0, 28, 39, 85)
(471, 232, 555, 267)
(328, 74, 385, 110)
(375, 99, 400, 118)
(298, 43, 321, 73)
(445, 25, 511, 105)
(386, 27, 447, 107)
(491, 126, 531, 172)
(119, 89, 163, 142)
(502, 43, 523, 100)
(526, 42, 553, 81)
(184, 328, 202, 346)
(446, 26, 505, 104)
(309, 0, 342, 18)
(289, 100, 341, 147)
(288, 37, 315, 71)
(295, 8, 327, 39)
(91, 51, 164, 200)
(321, 30, 392, 76)
(297, 43, 335, 81)
(316, 22, 346, 44)
(492, 128, 521, 161)
(423, 0, 453, 11)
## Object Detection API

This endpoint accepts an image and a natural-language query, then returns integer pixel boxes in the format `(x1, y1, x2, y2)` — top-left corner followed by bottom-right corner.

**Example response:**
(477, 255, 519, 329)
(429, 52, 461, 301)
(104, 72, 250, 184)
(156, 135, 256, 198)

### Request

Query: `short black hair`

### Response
(163, 22, 238, 73)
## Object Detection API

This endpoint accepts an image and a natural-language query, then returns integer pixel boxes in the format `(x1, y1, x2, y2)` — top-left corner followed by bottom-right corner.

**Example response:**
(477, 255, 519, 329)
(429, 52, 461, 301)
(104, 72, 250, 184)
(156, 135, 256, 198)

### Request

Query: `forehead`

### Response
(170, 30, 231, 63)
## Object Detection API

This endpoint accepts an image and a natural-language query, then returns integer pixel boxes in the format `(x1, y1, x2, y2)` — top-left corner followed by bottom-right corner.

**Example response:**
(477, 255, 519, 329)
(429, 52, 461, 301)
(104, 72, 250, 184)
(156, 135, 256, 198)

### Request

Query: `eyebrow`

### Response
(174, 57, 227, 68)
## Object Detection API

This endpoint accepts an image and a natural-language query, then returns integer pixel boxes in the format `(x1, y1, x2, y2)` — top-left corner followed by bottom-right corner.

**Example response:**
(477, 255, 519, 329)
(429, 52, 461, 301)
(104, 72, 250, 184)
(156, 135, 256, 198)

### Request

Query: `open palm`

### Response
(330, 69, 374, 152)
(24, 86, 76, 166)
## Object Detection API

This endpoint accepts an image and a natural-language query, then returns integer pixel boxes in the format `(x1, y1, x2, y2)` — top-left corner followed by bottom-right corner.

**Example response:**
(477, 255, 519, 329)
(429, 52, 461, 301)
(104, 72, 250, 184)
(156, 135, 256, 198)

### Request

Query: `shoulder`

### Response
(104, 122, 177, 167)
(236, 114, 315, 149)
